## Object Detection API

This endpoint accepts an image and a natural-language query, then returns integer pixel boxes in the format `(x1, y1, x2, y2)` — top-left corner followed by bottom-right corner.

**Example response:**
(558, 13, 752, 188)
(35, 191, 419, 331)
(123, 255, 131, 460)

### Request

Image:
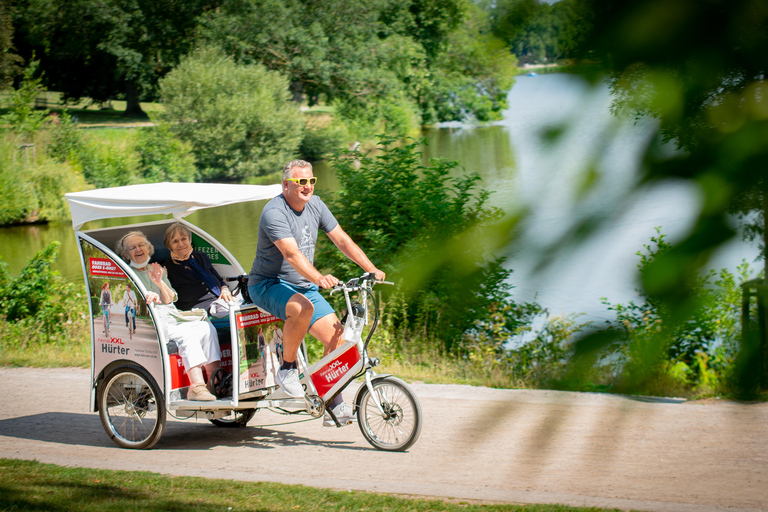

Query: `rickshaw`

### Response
(65, 182, 422, 451)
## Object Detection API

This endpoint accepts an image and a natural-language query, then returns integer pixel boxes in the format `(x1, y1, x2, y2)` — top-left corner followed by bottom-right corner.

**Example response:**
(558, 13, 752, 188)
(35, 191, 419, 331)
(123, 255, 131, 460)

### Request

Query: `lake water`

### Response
(431, 73, 759, 326)
(0, 73, 759, 326)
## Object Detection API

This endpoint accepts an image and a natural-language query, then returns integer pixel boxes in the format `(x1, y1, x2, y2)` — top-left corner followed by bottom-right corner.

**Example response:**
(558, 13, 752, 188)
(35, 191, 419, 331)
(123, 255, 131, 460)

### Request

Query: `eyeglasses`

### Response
(286, 177, 317, 186)
(127, 242, 148, 252)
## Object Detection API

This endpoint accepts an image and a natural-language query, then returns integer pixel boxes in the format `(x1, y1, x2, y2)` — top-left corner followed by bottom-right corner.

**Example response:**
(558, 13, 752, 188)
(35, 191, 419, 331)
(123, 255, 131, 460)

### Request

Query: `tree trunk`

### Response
(122, 80, 147, 118)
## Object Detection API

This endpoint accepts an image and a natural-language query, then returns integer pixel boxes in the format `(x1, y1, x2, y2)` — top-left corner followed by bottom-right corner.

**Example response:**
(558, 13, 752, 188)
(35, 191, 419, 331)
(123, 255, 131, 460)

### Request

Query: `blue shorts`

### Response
(248, 278, 334, 327)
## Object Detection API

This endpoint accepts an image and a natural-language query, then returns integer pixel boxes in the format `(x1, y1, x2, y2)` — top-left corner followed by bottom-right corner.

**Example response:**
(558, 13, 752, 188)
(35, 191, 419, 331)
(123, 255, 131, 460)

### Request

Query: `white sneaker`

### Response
(275, 368, 304, 397)
(323, 402, 356, 427)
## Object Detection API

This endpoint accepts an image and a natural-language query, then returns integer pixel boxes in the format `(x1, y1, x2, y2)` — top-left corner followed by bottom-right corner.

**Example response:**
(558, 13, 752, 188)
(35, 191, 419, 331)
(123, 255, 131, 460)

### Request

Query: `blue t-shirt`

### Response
(249, 194, 338, 288)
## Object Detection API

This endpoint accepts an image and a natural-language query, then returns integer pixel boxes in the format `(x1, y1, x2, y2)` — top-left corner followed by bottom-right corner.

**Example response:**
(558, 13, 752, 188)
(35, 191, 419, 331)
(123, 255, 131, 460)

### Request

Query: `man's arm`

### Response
(273, 237, 338, 288)
(326, 225, 386, 281)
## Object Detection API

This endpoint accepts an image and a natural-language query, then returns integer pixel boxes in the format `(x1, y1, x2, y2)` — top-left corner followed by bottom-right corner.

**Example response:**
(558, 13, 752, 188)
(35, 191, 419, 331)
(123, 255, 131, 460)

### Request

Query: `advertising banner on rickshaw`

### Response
(81, 240, 164, 388)
(234, 308, 284, 398)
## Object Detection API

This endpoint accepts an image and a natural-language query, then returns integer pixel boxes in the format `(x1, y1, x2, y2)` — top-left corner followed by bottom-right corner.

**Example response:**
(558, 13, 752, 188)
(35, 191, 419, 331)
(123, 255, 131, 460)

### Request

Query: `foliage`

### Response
(0, 0, 23, 89)
(599, 229, 753, 396)
(298, 115, 349, 162)
(1, 59, 49, 140)
(0, 136, 38, 224)
(13, 0, 217, 115)
(489, 0, 590, 65)
(49, 114, 196, 187)
(0, 119, 88, 225)
(46, 111, 87, 163)
(373, 308, 589, 390)
(134, 122, 198, 182)
(561, 0, 768, 397)
(198, 0, 516, 128)
(0, 242, 88, 347)
(429, 4, 517, 122)
(319, 136, 540, 351)
(158, 46, 303, 180)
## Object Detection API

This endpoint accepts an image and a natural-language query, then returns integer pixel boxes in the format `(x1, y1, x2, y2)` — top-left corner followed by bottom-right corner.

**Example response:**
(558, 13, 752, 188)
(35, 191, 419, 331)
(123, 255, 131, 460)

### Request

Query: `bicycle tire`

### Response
(356, 376, 422, 451)
(98, 363, 166, 449)
(209, 409, 257, 428)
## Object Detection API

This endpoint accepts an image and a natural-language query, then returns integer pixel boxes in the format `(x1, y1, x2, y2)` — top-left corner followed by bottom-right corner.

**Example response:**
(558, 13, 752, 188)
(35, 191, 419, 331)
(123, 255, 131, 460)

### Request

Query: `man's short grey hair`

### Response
(282, 159, 313, 181)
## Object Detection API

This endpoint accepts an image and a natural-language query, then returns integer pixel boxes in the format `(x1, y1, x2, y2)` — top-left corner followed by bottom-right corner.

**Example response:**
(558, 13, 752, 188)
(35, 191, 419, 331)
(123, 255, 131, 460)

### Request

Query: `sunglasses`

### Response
(286, 177, 317, 186)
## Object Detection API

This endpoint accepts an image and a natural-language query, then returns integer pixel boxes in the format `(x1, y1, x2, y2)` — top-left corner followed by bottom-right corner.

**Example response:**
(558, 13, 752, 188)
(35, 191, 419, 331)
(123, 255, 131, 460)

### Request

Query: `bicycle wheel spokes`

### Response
(358, 377, 422, 451)
(99, 366, 165, 448)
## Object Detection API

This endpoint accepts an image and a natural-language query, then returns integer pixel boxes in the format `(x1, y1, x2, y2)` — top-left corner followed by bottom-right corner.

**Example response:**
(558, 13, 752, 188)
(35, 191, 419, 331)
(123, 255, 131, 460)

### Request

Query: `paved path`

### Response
(0, 367, 766, 512)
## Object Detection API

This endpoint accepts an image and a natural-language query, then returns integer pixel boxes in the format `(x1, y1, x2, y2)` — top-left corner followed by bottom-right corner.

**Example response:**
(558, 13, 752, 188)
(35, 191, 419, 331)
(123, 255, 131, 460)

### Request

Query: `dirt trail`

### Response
(0, 367, 766, 512)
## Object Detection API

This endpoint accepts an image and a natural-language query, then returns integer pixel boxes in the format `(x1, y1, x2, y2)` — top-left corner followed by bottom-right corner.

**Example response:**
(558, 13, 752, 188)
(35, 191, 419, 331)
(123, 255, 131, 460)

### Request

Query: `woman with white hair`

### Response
(116, 231, 221, 401)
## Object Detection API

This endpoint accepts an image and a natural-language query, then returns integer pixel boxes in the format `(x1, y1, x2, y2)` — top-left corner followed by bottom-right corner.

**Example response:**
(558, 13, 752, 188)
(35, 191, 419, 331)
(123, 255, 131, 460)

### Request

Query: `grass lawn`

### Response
(0, 459, 620, 512)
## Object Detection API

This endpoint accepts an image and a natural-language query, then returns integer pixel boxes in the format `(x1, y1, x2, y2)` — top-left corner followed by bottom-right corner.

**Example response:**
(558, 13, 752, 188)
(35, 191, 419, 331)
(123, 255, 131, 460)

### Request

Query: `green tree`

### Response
(429, 4, 517, 122)
(490, 0, 584, 65)
(198, 0, 514, 128)
(157, 46, 303, 180)
(1, 59, 48, 141)
(0, 0, 23, 89)
(14, 0, 217, 115)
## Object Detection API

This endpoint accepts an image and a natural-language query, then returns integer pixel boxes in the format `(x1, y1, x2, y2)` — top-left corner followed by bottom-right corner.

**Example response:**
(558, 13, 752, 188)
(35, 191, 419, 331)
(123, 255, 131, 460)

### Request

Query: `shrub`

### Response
(134, 122, 198, 182)
(319, 136, 541, 352)
(298, 115, 349, 162)
(47, 111, 87, 164)
(158, 46, 303, 180)
(0, 242, 88, 347)
(0, 59, 49, 141)
(601, 228, 754, 396)
(0, 136, 37, 223)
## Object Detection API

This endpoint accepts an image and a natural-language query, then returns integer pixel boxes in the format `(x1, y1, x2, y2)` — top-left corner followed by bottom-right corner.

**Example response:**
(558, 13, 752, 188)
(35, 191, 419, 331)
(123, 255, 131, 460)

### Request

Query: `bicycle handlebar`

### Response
(330, 272, 393, 294)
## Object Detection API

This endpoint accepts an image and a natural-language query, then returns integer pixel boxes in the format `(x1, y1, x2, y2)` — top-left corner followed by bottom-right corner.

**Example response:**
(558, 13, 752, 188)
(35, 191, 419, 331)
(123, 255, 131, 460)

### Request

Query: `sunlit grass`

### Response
(0, 459, 620, 512)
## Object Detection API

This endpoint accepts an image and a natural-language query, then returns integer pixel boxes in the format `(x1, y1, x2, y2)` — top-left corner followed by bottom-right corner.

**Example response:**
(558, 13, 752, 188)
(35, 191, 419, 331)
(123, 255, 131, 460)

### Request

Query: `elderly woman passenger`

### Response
(162, 222, 234, 312)
(116, 231, 221, 401)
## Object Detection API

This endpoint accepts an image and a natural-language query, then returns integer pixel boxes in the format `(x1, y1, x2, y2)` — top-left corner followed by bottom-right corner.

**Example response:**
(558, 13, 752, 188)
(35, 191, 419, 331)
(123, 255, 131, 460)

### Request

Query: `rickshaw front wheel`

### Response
(356, 376, 422, 452)
(209, 409, 256, 428)
(98, 363, 166, 449)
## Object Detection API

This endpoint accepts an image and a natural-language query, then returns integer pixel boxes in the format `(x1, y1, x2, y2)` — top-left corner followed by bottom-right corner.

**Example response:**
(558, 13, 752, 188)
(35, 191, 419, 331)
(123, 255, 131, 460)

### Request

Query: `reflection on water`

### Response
(0, 73, 759, 325)
(422, 125, 516, 183)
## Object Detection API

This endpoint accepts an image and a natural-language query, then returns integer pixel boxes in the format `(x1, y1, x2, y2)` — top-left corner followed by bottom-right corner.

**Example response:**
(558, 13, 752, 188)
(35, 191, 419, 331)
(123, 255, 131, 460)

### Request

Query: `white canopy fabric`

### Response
(66, 182, 282, 230)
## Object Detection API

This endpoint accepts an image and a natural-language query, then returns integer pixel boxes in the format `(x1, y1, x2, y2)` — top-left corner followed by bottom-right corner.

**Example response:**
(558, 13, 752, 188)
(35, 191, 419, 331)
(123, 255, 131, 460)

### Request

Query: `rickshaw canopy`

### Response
(66, 182, 282, 230)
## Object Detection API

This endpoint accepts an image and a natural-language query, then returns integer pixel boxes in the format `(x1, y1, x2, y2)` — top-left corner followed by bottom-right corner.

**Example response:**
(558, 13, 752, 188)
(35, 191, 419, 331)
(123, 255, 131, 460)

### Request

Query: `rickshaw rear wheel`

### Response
(98, 363, 166, 449)
(356, 376, 422, 452)
(210, 409, 256, 428)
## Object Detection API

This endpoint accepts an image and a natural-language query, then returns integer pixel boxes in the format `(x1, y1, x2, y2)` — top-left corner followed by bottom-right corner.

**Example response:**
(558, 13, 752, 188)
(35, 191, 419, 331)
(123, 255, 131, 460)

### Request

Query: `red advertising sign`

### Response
(310, 345, 361, 397)
(89, 257, 127, 278)
(236, 309, 279, 329)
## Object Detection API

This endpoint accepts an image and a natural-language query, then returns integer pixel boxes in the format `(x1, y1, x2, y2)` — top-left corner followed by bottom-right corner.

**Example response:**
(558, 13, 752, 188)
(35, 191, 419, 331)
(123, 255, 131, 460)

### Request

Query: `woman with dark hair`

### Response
(162, 222, 234, 312)
(116, 231, 221, 401)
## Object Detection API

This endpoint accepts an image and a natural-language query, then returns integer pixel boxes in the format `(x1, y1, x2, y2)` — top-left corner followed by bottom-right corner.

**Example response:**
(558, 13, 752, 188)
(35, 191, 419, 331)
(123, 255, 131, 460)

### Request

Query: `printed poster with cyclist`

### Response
(81, 240, 163, 385)
(234, 308, 285, 397)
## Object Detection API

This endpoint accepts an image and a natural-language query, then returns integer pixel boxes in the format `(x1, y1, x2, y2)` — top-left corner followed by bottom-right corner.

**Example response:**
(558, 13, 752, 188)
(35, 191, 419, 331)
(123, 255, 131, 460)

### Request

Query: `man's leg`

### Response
(308, 313, 344, 357)
(273, 293, 313, 397)
(282, 293, 314, 363)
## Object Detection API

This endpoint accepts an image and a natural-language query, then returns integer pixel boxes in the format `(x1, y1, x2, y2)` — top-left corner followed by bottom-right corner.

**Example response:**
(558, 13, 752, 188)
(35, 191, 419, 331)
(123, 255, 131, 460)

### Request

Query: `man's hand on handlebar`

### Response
(371, 268, 386, 282)
(316, 274, 339, 289)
